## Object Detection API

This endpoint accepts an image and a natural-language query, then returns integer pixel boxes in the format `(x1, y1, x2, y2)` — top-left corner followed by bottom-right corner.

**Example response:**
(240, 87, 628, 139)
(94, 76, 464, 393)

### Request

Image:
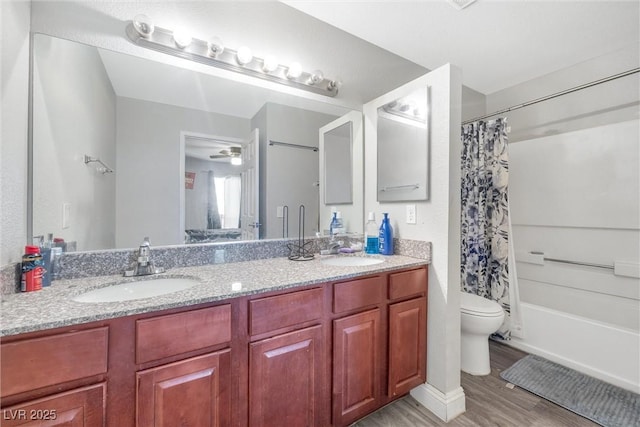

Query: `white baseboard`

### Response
(410, 383, 466, 422)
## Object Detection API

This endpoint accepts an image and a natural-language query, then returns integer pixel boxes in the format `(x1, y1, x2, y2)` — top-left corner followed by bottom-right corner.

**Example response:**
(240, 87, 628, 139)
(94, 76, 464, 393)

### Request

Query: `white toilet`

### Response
(460, 291, 505, 376)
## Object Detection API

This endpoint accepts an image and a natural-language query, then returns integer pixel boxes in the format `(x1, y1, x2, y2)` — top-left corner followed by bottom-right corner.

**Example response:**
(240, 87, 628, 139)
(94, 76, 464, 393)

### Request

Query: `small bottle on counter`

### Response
(21, 245, 44, 292)
(364, 212, 379, 254)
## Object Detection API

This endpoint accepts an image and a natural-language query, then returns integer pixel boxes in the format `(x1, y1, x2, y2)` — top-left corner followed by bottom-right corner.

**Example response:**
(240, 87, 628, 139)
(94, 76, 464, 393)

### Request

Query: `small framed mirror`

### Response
(319, 111, 364, 235)
(376, 86, 428, 202)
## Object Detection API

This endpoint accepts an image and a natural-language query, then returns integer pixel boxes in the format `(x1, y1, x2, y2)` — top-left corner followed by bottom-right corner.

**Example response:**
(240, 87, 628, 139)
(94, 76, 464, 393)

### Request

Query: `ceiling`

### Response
(48, 0, 638, 116)
(285, 0, 640, 95)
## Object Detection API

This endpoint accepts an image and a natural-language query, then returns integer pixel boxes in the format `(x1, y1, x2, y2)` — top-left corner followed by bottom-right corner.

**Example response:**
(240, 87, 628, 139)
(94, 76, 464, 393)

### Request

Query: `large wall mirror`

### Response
(377, 86, 429, 202)
(30, 34, 363, 251)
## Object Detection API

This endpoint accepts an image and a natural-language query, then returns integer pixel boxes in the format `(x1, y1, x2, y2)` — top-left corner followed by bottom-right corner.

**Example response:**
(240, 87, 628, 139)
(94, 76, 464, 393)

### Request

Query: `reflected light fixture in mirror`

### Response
(173, 28, 192, 49)
(230, 157, 242, 166)
(127, 16, 341, 97)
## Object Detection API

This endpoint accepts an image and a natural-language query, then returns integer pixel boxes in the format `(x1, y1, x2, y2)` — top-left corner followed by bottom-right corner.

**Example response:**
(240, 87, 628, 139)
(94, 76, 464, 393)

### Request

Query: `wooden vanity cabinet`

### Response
(0, 327, 109, 426)
(1, 264, 427, 427)
(136, 350, 231, 427)
(331, 266, 428, 427)
(248, 288, 325, 427)
(0, 383, 106, 427)
(134, 305, 233, 427)
(388, 268, 428, 397)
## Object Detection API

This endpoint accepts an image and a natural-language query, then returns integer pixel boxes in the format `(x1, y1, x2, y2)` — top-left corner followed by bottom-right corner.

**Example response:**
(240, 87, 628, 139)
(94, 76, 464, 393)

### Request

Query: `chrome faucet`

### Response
(320, 237, 343, 255)
(124, 237, 165, 277)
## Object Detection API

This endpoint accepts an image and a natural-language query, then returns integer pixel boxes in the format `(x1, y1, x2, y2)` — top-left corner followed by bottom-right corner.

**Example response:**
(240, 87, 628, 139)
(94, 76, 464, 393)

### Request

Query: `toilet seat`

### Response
(460, 292, 504, 317)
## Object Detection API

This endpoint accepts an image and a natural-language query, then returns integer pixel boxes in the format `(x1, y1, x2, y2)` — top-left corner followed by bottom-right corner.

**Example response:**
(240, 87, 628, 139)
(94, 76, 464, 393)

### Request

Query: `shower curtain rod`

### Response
(462, 67, 640, 125)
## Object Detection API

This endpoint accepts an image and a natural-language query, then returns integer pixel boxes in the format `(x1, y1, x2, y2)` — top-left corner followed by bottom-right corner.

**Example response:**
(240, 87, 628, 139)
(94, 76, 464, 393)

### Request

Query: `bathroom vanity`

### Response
(0, 256, 427, 427)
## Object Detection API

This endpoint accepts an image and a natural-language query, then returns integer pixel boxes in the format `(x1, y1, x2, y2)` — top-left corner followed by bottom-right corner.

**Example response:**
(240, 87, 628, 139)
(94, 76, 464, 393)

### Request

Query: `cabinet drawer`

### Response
(136, 305, 231, 364)
(0, 383, 106, 427)
(249, 288, 323, 337)
(333, 275, 384, 314)
(1, 327, 108, 398)
(389, 268, 427, 300)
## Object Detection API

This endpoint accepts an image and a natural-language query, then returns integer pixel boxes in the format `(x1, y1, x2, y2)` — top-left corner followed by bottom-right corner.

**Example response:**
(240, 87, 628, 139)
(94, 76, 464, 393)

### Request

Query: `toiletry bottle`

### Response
(378, 213, 394, 255)
(329, 212, 338, 238)
(21, 245, 44, 292)
(364, 212, 379, 254)
(335, 211, 345, 234)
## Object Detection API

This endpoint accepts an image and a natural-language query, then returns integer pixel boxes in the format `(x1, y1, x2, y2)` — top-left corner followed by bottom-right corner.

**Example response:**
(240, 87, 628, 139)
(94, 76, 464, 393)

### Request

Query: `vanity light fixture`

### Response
(133, 14, 154, 38)
(236, 46, 253, 65)
(207, 36, 224, 57)
(262, 55, 279, 73)
(382, 99, 427, 124)
(172, 28, 192, 49)
(126, 17, 340, 97)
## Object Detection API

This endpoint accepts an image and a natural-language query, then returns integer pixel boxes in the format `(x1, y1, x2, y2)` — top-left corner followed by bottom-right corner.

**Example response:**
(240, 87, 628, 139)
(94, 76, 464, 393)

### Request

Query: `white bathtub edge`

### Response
(503, 302, 640, 394)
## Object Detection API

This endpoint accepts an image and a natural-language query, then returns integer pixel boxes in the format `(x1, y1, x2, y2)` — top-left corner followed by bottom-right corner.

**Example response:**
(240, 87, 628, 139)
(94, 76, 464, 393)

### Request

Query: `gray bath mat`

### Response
(501, 354, 640, 427)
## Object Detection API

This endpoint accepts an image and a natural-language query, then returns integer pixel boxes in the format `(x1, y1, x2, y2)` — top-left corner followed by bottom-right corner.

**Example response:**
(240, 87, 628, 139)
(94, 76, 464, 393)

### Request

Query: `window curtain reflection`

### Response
(224, 176, 241, 228)
(207, 171, 221, 229)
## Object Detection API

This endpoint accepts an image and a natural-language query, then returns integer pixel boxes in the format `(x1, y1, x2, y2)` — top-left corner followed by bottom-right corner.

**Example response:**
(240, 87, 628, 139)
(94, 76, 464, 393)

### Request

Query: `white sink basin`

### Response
(321, 256, 385, 267)
(72, 277, 199, 303)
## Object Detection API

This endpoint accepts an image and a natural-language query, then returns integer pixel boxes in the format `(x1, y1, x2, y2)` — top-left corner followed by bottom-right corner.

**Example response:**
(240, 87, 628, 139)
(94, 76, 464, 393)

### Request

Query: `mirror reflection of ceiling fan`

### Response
(210, 146, 242, 165)
(210, 146, 241, 159)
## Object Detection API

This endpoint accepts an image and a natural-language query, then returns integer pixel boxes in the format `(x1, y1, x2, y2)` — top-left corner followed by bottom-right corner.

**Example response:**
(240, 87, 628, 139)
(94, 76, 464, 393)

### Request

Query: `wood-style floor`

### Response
(353, 340, 599, 427)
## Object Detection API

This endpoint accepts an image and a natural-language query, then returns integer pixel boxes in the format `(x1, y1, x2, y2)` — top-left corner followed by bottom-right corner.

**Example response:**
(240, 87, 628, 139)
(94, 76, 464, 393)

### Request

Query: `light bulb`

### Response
(173, 28, 192, 49)
(207, 36, 224, 57)
(308, 69, 324, 85)
(262, 55, 279, 73)
(327, 77, 343, 92)
(231, 157, 242, 166)
(236, 46, 253, 65)
(133, 14, 155, 38)
(286, 62, 302, 79)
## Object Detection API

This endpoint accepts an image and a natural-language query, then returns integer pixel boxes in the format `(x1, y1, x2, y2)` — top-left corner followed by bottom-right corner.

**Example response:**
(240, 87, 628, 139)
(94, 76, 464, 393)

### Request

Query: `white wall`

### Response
(32, 35, 117, 251)
(364, 65, 465, 421)
(0, 0, 30, 265)
(115, 97, 249, 248)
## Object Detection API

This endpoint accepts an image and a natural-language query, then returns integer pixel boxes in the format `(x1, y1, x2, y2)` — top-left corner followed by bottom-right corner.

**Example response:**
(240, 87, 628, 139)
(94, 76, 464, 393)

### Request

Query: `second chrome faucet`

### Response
(124, 237, 165, 277)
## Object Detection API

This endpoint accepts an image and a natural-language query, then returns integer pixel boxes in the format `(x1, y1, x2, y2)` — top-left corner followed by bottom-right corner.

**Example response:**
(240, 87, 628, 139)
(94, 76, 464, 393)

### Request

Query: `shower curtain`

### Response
(461, 118, 517, 339)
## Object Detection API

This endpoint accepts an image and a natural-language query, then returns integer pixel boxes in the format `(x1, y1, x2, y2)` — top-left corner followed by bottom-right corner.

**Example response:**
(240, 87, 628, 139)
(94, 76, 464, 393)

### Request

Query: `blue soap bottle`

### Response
(378, 213, 394, 255)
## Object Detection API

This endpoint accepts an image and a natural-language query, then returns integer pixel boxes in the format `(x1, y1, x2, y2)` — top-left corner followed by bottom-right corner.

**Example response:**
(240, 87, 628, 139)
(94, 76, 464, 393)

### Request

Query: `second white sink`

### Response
(72, 277, 199, 303)
(321, 256, 385, 267)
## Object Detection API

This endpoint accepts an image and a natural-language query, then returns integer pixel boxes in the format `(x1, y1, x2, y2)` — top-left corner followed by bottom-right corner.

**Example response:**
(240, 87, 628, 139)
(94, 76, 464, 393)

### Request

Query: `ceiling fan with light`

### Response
(210, 146, 242, 165)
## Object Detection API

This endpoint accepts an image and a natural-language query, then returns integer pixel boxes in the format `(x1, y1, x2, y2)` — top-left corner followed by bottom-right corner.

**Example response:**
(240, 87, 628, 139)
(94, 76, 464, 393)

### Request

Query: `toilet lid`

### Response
(460, 292, 504, 316)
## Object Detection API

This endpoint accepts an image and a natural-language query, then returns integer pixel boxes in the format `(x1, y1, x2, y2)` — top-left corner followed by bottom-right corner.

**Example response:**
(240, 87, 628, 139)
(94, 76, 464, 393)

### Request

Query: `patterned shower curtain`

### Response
(461, 118, 512, 339)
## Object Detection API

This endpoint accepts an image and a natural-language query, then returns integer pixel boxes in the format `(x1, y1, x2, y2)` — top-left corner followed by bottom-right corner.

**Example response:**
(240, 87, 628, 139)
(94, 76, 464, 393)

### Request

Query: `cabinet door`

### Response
(0, 383, 105, 427)
(332, 309, 381, 426)
(136, 350, 230, 427)
(388, 297, 427, 397)
(249, 325, 323, 427)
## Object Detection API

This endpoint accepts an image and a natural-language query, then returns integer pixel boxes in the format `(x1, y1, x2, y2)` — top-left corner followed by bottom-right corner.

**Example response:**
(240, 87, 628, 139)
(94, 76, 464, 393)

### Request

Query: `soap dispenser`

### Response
(378, 213, 394, 255)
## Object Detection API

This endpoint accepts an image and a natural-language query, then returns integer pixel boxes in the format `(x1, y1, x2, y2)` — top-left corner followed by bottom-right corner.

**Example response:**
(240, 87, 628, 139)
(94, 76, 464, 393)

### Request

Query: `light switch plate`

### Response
(406, 204, 417, 224)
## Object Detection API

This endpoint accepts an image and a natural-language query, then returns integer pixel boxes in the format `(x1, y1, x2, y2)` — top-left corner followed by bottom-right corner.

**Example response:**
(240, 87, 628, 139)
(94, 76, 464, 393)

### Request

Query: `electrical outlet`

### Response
(406, 204, 417, 224)
(62, 203, 71, 229)
(277, 206, 284, 218)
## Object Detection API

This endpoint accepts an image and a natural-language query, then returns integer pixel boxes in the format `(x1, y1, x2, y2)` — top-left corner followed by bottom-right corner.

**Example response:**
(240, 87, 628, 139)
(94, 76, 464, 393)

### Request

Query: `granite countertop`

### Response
(0, 254, 427, 337)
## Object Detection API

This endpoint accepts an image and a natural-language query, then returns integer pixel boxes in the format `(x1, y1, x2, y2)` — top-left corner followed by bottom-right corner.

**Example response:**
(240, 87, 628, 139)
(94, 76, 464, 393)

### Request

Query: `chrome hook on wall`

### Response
(84, 155, 114, 174)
